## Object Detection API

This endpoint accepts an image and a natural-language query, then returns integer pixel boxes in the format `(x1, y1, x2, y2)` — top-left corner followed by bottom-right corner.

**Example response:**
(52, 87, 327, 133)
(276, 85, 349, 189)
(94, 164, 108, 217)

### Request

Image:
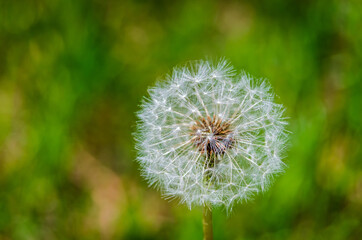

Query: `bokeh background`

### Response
(0, 0, 361, 239)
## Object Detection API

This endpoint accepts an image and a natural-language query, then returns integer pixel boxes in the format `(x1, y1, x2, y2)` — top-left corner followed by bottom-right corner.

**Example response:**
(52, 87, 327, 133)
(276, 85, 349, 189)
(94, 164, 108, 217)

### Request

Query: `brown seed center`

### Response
(190, 115, 234, 157)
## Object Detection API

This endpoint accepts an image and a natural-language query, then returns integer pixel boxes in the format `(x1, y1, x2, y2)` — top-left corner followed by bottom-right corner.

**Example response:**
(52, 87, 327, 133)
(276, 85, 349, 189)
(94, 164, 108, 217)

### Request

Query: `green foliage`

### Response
(0, 0, 361, 239)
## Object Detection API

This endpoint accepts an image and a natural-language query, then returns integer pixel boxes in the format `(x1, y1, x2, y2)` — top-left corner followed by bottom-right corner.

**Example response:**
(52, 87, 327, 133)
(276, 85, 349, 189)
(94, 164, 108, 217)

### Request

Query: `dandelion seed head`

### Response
(135, 59, 289, 210)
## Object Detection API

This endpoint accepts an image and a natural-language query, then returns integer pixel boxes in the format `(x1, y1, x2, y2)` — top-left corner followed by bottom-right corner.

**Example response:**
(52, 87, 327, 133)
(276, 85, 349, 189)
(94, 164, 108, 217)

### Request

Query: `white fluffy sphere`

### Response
(135, 59, 288, 210)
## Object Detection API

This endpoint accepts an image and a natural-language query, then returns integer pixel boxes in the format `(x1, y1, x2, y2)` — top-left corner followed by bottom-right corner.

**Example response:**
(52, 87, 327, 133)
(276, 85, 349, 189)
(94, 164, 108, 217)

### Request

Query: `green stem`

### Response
(203, 205, 213, 240)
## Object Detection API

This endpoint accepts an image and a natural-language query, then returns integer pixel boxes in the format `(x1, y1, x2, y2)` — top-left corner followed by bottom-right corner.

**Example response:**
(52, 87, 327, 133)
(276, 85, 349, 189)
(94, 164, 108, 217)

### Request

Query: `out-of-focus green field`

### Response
(0, 0, 361, 239)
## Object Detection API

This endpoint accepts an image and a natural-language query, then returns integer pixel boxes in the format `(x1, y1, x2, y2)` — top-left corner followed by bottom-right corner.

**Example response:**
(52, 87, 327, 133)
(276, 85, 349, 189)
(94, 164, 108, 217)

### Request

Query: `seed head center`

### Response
(190, 115, 234, 156)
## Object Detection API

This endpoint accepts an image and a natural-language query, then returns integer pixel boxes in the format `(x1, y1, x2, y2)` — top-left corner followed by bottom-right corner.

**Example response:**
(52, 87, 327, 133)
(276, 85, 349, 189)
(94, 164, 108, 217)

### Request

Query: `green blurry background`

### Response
(0, 0, 361, 239)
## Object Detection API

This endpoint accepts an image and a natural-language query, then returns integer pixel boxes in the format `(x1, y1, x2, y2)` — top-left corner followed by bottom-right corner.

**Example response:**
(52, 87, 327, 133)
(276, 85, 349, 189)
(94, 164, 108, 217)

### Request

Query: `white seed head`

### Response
(135, 59, 289, 210)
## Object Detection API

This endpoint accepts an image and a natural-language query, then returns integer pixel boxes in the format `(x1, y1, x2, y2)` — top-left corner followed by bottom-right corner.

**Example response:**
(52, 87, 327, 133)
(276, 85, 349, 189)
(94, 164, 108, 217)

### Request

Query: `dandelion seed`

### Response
(135, 59, 288, 211)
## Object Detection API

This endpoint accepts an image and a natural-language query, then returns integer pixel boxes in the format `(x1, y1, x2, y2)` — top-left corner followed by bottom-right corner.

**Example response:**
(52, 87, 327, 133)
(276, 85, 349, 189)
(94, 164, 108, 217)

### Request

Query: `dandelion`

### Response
(135, 59, 288, 239)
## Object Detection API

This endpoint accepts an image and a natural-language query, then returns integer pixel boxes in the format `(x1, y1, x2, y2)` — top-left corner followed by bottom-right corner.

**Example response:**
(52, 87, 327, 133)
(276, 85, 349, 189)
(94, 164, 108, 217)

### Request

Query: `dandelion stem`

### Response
(203, 205, 213, 240)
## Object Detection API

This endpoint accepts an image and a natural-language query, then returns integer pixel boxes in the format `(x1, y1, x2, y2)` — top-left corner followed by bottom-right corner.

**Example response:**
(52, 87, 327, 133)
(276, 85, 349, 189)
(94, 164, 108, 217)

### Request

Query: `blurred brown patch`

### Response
(71, 146, 173, 238)
(216, 2, 253, 38)
(71, 147, 126, 239)
(317, 135, 352, 193)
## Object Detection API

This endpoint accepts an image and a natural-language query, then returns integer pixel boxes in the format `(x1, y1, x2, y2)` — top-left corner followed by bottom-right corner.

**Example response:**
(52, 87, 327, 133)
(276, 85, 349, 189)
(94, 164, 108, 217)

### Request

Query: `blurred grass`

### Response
(0, 0, 361, 239)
